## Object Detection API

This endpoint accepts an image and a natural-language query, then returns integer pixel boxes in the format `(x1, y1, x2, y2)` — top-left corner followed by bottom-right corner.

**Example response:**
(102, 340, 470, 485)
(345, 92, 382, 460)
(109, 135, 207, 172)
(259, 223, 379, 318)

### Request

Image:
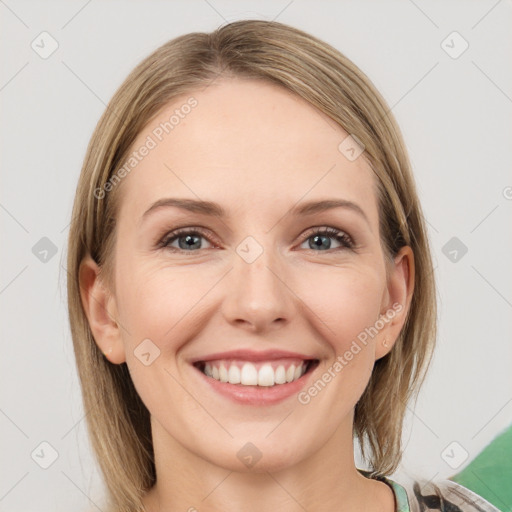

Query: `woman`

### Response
(67, 19, 500, 512)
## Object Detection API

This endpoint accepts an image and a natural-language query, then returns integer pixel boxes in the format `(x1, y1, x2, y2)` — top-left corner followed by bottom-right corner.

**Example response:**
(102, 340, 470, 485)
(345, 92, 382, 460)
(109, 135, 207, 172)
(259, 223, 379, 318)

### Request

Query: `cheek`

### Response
(111, 251, 387, 464)
(115, 253, 386, 360)
(113, 264, 212, 424)
(288, 267, 385, 437)
(292, 263, 385, 352)
(115, 262, 206, 350)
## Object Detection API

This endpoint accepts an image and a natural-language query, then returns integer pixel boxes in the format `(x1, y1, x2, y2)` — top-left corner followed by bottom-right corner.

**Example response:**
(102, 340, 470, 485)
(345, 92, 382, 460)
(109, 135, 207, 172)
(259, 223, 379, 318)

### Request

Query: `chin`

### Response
(201, 437, 306, 474)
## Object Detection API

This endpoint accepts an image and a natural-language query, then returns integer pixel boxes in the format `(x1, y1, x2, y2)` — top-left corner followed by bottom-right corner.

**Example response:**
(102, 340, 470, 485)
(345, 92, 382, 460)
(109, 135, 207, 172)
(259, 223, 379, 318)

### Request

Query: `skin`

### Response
(80, 77, 414, 512)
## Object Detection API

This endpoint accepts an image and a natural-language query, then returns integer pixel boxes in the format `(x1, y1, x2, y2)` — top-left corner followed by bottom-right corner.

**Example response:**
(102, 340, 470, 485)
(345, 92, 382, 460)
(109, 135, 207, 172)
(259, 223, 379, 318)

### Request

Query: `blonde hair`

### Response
(67, 19, 437, 512)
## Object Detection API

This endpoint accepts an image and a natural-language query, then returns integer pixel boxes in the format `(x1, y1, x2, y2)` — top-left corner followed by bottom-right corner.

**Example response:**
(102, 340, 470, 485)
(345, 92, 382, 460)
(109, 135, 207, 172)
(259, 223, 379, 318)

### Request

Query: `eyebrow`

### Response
(142, 197, 370, 225)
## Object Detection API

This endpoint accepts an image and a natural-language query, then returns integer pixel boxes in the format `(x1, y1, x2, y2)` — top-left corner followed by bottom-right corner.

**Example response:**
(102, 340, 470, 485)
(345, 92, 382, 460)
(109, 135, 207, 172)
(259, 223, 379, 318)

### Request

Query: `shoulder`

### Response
(400, 479, 502, 512)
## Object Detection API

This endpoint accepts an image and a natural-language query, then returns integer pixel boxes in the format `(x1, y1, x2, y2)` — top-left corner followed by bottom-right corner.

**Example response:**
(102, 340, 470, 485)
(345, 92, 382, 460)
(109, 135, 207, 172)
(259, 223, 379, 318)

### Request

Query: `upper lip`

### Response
(190, 349, 318, 364)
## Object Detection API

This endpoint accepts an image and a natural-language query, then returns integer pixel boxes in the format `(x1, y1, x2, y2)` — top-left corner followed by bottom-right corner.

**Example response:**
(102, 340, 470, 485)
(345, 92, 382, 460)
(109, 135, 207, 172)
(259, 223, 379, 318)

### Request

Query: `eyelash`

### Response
(157, 226, 355, 253)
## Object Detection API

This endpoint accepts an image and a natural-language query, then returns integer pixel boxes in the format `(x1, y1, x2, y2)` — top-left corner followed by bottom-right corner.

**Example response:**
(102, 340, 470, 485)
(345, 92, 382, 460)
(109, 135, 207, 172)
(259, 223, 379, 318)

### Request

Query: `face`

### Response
(82, 77, 412, 473)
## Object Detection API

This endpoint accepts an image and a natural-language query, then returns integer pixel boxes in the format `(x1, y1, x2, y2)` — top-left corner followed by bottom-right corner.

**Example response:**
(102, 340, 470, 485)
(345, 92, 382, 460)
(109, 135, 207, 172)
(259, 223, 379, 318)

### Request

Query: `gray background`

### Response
(1, 0, 511, 510)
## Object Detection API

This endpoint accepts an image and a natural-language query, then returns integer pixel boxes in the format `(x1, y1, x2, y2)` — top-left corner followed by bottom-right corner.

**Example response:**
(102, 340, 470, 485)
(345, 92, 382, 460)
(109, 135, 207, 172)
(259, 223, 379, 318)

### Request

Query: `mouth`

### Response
(189, 349, 321, 405)
(193, 358, 320, 387)
(190, 351, 320, 406)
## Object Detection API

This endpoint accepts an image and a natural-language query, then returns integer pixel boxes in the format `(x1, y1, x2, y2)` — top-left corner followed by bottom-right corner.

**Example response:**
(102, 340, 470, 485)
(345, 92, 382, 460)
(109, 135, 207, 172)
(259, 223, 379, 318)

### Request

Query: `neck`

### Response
(141, 415, 395, 512)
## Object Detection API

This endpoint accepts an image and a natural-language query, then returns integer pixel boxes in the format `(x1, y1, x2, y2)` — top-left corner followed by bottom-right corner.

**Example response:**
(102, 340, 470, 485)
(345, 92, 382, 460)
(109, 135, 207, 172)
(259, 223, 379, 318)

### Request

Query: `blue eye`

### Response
(299, 227, 354, 251)
(161, 229, 213, 251)
(159, 226, 354, 253)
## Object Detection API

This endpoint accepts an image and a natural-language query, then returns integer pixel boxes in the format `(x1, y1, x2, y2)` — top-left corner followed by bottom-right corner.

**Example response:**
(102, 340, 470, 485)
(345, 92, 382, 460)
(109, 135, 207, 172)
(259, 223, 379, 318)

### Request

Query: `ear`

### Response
(78, 255, 126, 364)
(375, 245, 415, 360)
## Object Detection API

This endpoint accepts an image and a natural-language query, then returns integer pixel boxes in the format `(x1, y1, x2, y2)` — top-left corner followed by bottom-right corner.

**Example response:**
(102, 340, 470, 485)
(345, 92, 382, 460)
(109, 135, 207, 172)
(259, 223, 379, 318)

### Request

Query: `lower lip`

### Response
(193, 364, 316, 406)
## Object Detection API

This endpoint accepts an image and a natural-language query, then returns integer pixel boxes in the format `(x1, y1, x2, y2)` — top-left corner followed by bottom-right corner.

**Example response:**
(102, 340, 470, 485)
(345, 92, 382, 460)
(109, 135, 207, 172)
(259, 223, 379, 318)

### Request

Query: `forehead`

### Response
(117, 77, 379, 226)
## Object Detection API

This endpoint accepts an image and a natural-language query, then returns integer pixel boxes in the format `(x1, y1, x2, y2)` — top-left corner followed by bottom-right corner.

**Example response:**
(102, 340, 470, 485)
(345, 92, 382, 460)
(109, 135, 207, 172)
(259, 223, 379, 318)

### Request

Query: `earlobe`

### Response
(78, 255, 126, 364)
(375, 246, 415, 360)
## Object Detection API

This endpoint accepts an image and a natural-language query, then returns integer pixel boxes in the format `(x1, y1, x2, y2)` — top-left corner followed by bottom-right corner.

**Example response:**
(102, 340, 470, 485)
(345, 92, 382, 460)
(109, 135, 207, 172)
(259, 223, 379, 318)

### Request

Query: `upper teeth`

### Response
(203, 361, 307, 386)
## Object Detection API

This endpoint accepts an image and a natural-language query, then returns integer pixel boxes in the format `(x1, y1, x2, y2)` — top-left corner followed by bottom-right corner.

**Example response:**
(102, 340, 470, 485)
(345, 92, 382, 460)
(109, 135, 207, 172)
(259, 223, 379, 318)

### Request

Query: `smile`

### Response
(190, 349, 320, 405)
(195, 358, 316, 387)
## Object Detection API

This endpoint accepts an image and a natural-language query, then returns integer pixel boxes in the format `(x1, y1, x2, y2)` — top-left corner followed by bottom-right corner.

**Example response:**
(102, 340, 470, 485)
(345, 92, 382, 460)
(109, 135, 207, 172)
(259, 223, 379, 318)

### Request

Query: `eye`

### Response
(159, 228, 215, 252)
(158, 226, 354, 253)
(298, 226, 354, 251)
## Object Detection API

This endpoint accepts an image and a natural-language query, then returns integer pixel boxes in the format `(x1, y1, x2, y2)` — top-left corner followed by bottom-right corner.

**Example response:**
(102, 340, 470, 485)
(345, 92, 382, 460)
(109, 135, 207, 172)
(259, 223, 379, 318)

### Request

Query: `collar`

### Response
(358, 469, 410, 512)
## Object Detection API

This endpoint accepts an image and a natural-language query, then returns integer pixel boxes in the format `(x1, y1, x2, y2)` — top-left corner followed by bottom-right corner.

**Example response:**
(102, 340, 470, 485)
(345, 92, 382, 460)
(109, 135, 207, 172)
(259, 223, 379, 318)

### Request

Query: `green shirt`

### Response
(359, 469, 502, 512)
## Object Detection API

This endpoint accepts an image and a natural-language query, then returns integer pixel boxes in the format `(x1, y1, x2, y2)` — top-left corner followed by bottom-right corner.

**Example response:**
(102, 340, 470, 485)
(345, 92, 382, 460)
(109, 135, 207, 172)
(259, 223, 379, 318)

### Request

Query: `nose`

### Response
(220, 246, 295, 333)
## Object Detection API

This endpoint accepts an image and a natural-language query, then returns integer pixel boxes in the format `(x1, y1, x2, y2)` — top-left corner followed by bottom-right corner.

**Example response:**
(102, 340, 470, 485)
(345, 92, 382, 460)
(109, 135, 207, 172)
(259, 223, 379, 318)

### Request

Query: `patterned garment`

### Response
(382, 476, 502, 512)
